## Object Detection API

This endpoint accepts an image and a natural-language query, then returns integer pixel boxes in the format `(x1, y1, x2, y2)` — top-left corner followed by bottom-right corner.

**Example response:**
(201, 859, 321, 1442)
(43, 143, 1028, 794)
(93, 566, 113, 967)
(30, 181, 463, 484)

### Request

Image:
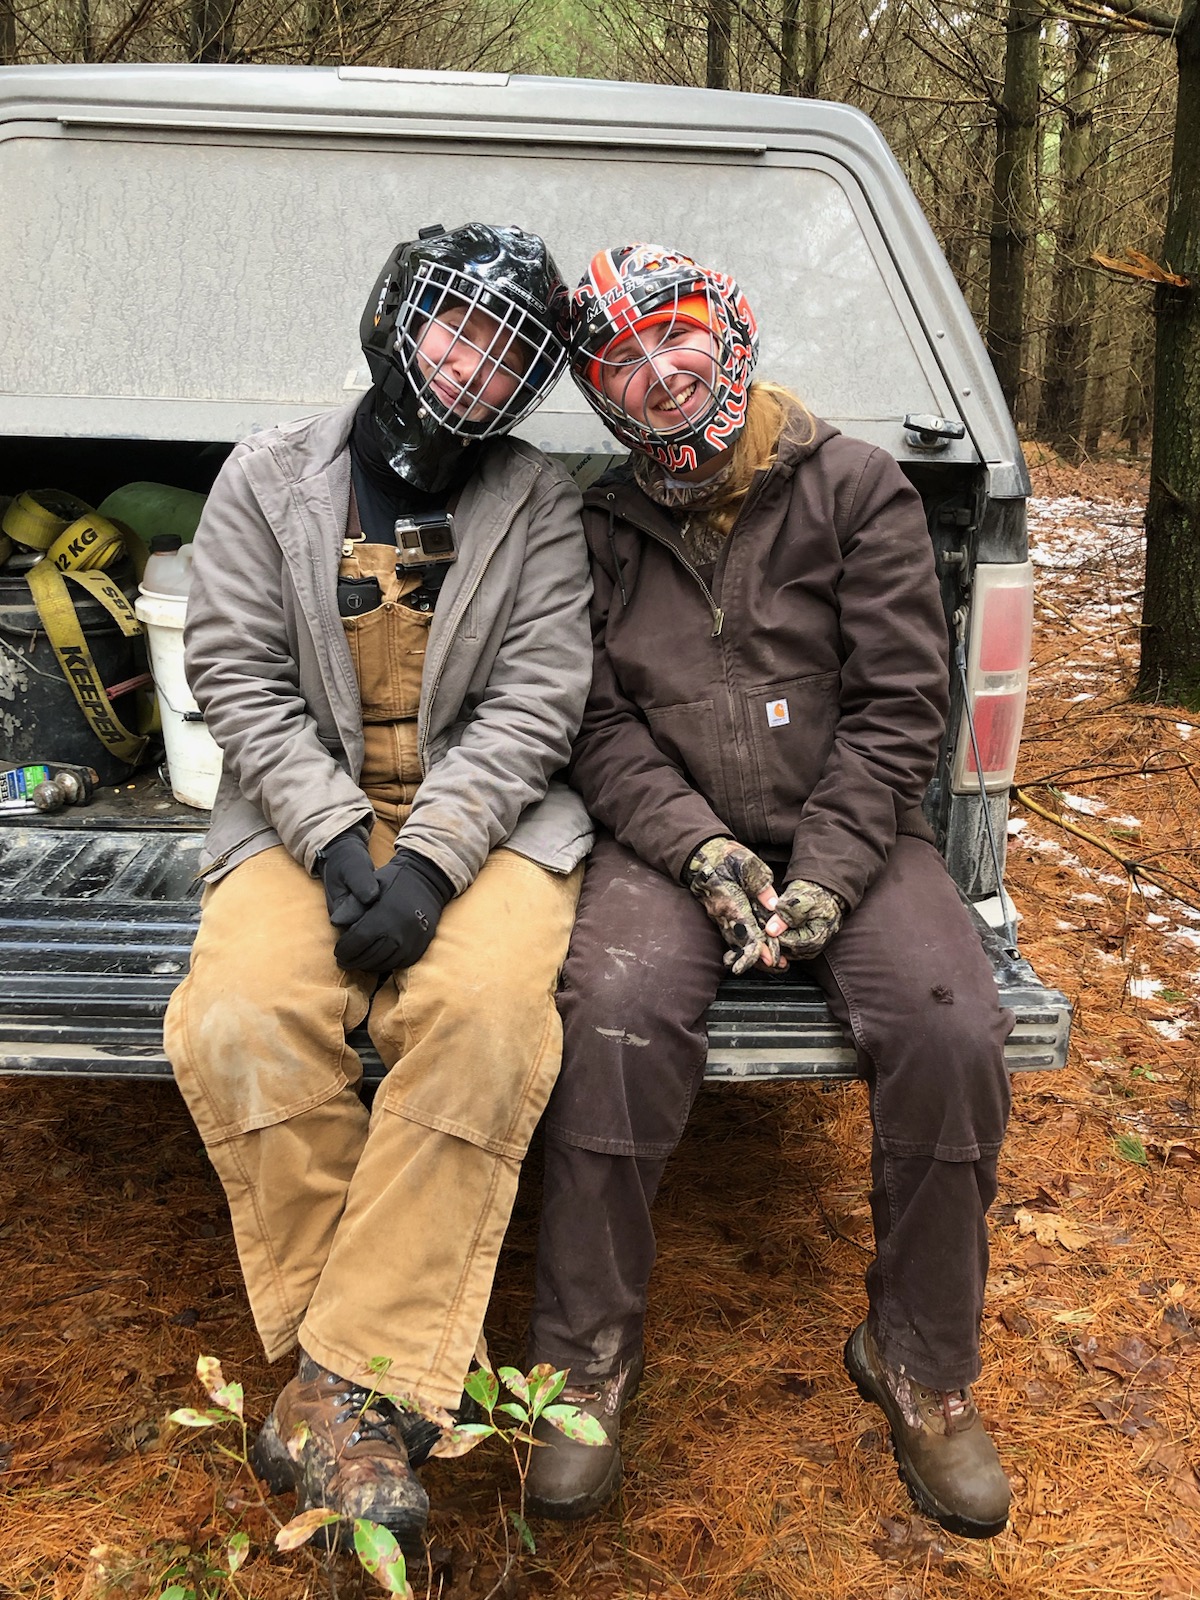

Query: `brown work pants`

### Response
(530, 833, 1013, 1393)
(165, 823, 580, 1412)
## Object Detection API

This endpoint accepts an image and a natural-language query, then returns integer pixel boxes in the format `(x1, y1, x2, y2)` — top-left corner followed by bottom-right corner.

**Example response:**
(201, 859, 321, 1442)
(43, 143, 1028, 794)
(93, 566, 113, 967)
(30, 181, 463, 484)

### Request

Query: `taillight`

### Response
(950, 561, 1034, 794)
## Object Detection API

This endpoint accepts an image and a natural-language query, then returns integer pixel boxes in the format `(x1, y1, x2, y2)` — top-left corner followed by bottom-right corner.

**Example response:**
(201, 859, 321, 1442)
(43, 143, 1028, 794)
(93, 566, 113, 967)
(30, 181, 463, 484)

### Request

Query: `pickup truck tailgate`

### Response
(0, 825, 1070, 1080)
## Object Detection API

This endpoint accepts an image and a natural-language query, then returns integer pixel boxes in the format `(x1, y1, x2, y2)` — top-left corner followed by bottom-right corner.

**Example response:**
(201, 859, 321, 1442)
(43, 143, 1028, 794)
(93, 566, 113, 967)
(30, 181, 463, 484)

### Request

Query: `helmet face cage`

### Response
(570, 245, 759, 472)
(360, 222, 569, 489)
(397, 260, 567, 439)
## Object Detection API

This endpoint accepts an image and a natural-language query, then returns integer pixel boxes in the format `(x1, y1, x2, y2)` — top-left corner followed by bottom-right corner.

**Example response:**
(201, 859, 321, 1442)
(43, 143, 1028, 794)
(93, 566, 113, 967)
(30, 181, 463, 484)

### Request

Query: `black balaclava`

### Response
(360, 222, 569, 494)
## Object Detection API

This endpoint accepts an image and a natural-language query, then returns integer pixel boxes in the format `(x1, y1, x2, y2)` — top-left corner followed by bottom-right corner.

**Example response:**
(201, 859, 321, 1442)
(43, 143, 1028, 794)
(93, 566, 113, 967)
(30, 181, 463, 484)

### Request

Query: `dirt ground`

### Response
(2, 447, 1199, 1600)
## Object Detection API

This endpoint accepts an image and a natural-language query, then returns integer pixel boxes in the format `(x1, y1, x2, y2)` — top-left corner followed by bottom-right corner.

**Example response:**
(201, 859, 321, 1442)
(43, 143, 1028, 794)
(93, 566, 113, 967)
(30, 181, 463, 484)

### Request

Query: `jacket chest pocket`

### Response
(744, 672, 840, 821)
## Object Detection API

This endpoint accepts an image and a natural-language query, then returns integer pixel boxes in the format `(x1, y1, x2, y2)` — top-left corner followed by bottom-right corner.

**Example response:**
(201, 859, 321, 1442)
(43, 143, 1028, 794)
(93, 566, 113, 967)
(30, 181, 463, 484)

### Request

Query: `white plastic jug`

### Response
(134, 585, 222, 809)
(141, 533, 195, 599)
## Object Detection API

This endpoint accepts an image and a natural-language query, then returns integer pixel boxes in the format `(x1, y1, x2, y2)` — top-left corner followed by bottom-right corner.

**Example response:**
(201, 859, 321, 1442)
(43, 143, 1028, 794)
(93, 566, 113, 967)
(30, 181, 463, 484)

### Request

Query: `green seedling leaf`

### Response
(540, 1404, 609, 1446)
(498, 1366, 530, 1404)
(509, 1510, 537, 1555)
(196, 1354, 225, 1394)
(353, 1520, 411, 1596)
(167, 1408, 220, 1428)
(157, 1587, 192, 1600)
(426, 1422, 496, 1459)
(497, 1401, 530, 1425)
(527, 1368, 568, 1418)
(1115, 1133, 1149, 1165)
(275, 1507, 341, 1550)
(211, 1381, 244, 1420)
(226, 1531, 250, 1575)
(366, 1355, 394, 1378)
(286, 1420, 311, 1461)
(464, 1367, 500, 1412)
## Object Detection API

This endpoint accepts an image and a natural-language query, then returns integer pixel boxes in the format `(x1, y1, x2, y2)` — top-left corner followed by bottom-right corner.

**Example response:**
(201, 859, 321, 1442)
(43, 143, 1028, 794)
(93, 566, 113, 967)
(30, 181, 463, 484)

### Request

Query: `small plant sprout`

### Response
(165, 1354, 606, 1599)
(429, 1362, 607, 1572)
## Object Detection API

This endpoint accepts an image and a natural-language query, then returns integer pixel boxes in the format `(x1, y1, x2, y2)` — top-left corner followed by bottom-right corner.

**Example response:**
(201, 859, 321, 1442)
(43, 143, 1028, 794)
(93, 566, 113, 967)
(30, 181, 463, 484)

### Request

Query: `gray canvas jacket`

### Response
(184, 399, 594, 893)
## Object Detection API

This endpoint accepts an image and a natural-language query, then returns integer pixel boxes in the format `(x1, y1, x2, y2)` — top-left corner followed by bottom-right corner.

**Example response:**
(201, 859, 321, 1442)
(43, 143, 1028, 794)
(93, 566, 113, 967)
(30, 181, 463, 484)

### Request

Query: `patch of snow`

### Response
(1176, 723, 1193, 741)
(1149, 1020, 1189, 1042)
(1061, 794, 1106, 816)
(1128, 977, 1161, 999)
(1007, 818, 1028, 836)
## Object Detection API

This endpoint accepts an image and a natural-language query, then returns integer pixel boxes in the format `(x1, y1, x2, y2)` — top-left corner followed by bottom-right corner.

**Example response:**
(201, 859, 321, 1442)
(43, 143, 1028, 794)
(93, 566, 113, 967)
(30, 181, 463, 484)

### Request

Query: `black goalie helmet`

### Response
(361, 222, 570, 491)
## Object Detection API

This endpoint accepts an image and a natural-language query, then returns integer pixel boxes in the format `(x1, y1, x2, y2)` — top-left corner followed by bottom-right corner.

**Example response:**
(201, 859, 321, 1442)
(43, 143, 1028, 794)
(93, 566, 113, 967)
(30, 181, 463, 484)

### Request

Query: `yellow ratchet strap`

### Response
(1, 490, 151, 766)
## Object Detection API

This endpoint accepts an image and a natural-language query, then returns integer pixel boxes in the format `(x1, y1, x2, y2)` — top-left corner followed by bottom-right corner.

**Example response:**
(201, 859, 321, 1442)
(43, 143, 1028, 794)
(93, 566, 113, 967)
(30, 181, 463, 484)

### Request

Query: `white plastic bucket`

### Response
(134, 589, 223, 809)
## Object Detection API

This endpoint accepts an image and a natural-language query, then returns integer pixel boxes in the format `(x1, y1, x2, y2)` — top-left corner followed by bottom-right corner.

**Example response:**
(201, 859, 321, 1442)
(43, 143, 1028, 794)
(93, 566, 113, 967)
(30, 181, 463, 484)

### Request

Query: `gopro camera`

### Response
(395, 511, 457, 568)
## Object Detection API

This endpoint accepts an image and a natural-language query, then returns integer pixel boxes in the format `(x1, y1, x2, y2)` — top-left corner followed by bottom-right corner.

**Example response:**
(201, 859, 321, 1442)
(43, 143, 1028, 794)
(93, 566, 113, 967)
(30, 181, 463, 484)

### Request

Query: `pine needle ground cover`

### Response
(1, 451, 1197, 1599)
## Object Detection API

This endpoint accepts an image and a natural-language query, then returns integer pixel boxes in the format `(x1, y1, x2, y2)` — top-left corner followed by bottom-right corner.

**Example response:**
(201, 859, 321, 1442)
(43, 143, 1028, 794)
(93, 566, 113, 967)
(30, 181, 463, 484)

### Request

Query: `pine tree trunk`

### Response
(1138, 0, 1200, 705)
(707, 0, 731, 88)
(1039, 26, 1102, 458)
(987, 0, 1041, 418)
(0, 0, 16, 63)
(781, 0, 801, 94)
(1122, 316, 1153, 456)
(191, 0, 235, 60)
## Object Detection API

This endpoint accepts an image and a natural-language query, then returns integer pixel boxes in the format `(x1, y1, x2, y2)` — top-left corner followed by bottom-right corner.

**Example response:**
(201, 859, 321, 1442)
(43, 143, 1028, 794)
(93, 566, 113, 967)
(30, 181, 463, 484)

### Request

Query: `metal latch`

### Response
(903, 414, 966, 450)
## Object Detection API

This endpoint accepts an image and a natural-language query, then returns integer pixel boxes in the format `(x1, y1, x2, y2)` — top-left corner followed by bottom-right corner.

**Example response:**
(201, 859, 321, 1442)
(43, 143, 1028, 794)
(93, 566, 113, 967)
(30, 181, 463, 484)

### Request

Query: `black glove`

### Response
(318, 829, 380, 929)
(333, 849, 455, 974)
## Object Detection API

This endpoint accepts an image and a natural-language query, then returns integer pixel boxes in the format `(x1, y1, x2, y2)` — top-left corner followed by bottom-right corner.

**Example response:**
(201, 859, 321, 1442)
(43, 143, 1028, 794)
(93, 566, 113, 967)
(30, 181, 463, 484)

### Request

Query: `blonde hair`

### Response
(702, 381, 817, 539)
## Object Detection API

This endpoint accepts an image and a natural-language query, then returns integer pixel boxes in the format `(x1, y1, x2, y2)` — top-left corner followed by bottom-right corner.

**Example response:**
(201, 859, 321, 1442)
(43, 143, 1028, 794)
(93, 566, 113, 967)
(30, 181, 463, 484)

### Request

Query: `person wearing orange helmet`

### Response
(523, 243, 1014, 1539)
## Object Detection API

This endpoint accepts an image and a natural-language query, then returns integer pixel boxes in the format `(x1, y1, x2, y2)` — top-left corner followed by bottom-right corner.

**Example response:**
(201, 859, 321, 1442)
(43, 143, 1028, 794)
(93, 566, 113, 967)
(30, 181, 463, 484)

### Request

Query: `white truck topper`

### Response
(0, 64, 1027, 497)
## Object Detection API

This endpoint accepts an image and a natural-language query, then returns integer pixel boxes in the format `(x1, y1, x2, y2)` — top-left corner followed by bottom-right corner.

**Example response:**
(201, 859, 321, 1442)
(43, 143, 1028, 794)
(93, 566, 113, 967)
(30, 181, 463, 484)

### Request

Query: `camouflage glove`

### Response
(768, 878, 844, 960)
(683, 836, 781, 975)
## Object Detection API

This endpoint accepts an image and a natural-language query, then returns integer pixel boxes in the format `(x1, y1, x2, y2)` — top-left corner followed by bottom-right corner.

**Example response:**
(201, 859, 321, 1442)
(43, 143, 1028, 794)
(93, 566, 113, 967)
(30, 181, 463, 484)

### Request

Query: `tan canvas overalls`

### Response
(166, 501, 581, 1412)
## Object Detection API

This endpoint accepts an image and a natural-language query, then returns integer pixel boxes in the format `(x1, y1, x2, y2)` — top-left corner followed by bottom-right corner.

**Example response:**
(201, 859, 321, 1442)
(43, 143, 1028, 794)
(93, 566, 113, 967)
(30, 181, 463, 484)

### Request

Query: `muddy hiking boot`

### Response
(526, 1351, 644, 1520)
(252, 1352, 429, 1553)
(844, 1321, 1010, 1538)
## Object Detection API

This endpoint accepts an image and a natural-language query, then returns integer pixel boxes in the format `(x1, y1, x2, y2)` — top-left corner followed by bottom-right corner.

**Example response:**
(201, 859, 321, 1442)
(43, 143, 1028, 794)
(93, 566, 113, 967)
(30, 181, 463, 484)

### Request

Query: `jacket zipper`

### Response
(601, 492, 725, 637)
(194, 825, 273, 881)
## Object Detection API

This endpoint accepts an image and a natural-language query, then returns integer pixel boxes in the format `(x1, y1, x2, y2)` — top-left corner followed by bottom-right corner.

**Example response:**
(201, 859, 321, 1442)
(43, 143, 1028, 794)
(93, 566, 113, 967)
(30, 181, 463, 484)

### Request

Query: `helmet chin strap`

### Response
(369, 369, 474, 494)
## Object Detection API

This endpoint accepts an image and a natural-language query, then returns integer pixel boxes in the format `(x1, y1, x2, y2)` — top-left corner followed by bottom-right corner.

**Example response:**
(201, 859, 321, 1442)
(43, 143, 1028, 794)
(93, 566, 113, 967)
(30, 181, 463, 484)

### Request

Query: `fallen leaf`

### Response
(870, 1514, 947, 1566)
(1140, 1442, 1200, 1512)
(1000, 1307, 1033, 1336)
(1014, 1206, 1090, 1250)
(1088, 1390, 1161, 1438)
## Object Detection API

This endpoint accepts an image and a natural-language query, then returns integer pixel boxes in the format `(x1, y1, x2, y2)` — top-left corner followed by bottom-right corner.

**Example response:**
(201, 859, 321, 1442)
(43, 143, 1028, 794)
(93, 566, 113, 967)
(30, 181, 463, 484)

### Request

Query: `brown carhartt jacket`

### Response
(568, 411, 950, 912)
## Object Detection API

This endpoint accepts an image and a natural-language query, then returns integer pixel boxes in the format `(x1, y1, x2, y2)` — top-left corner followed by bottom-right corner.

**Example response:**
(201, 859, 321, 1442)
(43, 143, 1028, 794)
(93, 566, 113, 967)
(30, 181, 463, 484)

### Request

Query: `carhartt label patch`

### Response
(766, 699, 790, 728)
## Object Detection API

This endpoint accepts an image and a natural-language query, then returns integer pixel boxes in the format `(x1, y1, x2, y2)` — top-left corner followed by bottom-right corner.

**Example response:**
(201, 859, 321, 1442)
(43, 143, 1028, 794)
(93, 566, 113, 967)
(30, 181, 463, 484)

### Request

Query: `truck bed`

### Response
(0, 779, 1070, 1081)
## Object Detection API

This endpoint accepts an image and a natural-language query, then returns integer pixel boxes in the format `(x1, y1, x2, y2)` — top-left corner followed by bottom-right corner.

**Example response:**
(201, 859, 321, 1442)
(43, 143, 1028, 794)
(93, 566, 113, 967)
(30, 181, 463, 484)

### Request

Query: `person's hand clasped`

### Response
(332, 849, 455, 974)
(684, 836, 782, 975)
(319, 829, 381, 929)
(764, 878, 844, 960)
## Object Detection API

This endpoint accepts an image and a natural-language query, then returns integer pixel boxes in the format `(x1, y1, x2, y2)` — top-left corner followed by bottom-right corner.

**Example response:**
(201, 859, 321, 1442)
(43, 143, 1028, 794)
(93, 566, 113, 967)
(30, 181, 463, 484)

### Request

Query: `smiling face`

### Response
(413, 297, 532, 424)
(596, 317, 721, 440)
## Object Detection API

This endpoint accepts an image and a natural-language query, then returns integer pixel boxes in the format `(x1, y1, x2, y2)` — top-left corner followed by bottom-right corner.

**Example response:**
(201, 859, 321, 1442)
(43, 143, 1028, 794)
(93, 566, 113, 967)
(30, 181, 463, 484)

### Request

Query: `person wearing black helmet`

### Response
(521, 244, 1013, 1538)
(164, 222, 593, 1554)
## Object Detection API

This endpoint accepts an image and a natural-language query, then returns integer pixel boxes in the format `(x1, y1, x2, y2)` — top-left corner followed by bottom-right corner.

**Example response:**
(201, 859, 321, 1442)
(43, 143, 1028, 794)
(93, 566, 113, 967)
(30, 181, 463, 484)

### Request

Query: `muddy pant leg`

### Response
(164, 845, 374, 1363)
(811, 836, 1014, 1391)
(530, 834, 727, 1380)
(300, 848, 582, 1414)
